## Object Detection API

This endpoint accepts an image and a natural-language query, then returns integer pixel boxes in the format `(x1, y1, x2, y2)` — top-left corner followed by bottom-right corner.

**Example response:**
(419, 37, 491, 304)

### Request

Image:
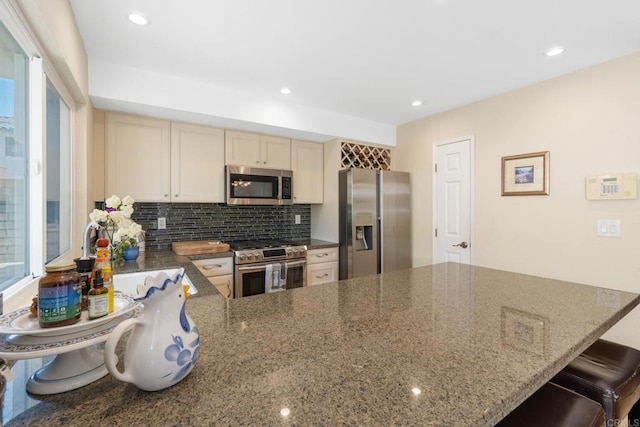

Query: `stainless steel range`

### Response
(230, 239, 307, 298)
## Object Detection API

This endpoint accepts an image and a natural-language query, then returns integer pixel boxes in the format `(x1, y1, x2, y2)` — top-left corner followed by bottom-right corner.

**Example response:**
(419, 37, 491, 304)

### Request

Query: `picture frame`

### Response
(501, 306, 549, 358)
(501, 151, 550, 196)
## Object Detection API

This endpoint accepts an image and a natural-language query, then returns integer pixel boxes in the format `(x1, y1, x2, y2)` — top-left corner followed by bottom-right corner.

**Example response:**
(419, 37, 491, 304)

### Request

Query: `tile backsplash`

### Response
(97, 202, 311, 250)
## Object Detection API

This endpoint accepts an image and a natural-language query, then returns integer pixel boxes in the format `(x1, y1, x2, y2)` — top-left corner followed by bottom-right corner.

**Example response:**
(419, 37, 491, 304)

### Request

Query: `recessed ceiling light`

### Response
(411, 100, 423, 107)
(127, 12, 149, 26)
(545, 46, 565, 57)
(280, 88, 292, 95)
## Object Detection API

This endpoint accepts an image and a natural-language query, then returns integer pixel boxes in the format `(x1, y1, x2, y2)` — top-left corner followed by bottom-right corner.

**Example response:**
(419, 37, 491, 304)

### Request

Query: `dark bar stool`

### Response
(497, 382, 605, 427)
(552, 339, 640, 424)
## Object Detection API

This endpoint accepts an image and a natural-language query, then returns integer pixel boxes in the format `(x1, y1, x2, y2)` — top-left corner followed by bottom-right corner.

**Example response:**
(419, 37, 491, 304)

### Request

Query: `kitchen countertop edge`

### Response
(113, 249, 233, 299)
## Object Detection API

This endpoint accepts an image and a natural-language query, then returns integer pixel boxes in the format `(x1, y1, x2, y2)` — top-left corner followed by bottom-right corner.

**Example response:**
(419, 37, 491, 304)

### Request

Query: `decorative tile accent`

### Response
(96, 202, 311, 249)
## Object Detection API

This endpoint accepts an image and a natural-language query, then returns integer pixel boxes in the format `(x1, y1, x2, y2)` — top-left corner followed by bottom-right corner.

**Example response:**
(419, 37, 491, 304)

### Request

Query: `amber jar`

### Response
(38, 263, 82, 328)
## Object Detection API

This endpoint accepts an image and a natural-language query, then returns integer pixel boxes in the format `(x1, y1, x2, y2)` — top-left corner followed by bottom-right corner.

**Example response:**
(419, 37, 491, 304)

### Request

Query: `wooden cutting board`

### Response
(172, 240, 230, 255)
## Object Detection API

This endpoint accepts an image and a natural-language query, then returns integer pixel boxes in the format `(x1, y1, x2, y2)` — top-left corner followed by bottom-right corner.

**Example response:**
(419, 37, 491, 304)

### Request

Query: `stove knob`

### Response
(246, 253, 254, 260)
(238, 254, 247, 260)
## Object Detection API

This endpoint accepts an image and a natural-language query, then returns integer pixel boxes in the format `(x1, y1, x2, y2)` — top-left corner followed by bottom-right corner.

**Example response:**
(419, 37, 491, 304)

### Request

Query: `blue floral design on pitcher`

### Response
(163, 326, 200, 381)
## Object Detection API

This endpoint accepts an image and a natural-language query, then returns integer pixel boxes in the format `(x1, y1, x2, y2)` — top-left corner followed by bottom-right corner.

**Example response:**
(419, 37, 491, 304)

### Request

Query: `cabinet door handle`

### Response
(164, 194, 168, 197)
(203, 264, 223, 270)
(174, 194, 178, 198)
(226, 280, 231, 299)
(316, 253, 328, 258)
(315, 274, 329, 278)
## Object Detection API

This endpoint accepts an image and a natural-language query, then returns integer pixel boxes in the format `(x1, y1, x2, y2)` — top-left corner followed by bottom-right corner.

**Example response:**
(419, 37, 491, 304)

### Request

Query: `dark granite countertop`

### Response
(301, 238, 339, 249)
(4, 263, 640, 426)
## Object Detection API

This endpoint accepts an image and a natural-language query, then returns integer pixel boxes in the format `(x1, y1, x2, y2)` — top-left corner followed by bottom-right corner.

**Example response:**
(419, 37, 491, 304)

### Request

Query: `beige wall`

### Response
(17, 0, 93, 255)
(396, 53, 640, 348)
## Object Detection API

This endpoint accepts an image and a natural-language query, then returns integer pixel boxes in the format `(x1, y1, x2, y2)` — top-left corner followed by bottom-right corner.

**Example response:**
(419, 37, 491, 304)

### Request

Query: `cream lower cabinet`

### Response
(291, 139, 323, 204)
(225, 130, 291, 169)
(306, 247, 339, 286)
(192, 257, 234, 299)
(104, 113, 225, 202)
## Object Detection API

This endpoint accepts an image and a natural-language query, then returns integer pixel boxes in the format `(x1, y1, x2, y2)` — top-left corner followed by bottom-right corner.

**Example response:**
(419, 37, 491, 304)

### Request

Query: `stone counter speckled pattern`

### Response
(4, 263, 640, 426)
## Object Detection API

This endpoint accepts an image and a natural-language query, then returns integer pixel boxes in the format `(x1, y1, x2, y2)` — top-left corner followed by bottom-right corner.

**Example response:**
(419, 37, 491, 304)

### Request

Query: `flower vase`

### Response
(123, 246, 140, 262)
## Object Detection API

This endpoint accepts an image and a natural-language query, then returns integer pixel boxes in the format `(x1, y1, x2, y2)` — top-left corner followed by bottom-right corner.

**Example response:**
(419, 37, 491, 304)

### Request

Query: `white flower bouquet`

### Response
(89, 195, 143, 265)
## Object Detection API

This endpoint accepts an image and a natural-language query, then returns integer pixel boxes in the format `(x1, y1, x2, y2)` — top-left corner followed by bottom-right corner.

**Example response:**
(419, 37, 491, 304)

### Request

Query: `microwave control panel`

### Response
(281, 177, 292, 199)
(585, 173, 637, 200)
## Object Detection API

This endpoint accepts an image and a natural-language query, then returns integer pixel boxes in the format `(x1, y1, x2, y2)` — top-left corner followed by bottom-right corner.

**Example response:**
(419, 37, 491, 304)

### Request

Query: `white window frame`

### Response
(0, 1, 76, 306)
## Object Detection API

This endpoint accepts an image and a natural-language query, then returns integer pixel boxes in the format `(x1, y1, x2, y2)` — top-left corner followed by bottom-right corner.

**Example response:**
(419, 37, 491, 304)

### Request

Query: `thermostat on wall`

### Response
(585, 173, 637, 200)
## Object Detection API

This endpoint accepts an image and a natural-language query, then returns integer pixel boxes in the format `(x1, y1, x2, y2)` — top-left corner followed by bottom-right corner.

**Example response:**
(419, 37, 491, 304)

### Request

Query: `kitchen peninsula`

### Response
(4, 261, 640, 426)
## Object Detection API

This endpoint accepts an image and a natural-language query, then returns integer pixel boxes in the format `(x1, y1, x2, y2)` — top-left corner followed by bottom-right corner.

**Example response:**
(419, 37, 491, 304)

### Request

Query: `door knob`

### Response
(453, 241, 469, 249)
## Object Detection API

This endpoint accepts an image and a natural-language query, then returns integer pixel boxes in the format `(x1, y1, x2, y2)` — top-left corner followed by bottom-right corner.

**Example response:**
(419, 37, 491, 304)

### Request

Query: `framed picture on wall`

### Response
(501, 151, 550, 196)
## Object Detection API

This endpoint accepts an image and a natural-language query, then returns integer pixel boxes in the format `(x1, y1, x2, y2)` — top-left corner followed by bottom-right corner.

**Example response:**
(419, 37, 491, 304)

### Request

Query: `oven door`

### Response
(235, 259, 307, 298)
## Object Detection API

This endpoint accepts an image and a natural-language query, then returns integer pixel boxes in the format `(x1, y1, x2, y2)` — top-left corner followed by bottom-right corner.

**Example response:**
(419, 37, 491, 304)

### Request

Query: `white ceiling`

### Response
(69, 0, 640, 144)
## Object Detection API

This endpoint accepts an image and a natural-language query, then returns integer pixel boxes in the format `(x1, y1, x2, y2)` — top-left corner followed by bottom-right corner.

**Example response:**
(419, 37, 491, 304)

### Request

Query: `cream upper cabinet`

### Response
(104, 112, 225, 203)
(171, 122, 225, 202)
(224, 130, 261, 166)
(261, 135, 291, 169)
(291, 139, 323, 204)
(225, 130, 291, 169)
(105, 112, 171, 202)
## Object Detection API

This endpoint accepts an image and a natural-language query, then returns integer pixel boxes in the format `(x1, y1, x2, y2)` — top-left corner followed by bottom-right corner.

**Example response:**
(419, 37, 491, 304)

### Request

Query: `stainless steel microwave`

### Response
(226, 165, 293, 205)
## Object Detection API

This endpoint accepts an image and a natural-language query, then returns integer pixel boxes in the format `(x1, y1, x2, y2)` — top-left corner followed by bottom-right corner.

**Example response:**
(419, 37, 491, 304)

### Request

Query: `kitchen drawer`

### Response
(192, 257, 233, 277)
(208, 274, 233, 299)
(307, 261, 338, 286)
(307, 247, 338, 265)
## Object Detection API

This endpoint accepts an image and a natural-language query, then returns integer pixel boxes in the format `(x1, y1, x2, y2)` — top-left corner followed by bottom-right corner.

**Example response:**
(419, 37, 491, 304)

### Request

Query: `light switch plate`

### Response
(158, 217, 166, 230)
(596, 219, 621, 237)
(295, 215, 301, 225)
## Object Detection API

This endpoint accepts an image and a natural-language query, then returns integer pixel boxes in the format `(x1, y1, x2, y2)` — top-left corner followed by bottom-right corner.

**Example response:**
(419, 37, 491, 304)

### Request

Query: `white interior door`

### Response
(433, 138, 473, 264)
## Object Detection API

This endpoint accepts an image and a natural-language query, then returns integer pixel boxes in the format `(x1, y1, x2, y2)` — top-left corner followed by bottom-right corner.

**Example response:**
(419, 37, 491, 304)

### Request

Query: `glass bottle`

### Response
(38, 263, 82, 328)
(102, 265, 115, 313)
(88, 270, 109, 319)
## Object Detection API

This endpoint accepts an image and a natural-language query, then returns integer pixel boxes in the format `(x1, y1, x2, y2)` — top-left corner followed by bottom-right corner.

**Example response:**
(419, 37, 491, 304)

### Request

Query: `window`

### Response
(0, 8, 75, 294)
(0, 19, 29, 292)
(45, 80, 71, 262)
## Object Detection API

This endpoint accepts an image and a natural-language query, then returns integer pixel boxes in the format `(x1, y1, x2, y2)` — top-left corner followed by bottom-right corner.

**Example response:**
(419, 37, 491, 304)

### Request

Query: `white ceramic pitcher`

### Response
(104, 268, 200, 391)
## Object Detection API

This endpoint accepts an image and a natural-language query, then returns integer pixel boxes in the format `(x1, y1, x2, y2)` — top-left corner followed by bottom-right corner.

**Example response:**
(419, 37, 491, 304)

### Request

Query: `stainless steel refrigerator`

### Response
(339, 168, 411, 279)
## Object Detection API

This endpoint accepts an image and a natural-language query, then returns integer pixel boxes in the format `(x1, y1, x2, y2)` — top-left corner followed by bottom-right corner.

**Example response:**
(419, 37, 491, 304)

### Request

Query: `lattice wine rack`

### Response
(340, 142, 391, 171)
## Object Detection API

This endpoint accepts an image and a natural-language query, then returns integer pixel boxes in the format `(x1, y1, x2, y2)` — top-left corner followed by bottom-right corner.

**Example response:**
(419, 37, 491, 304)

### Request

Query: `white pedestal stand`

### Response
(0, 307, 139, 395)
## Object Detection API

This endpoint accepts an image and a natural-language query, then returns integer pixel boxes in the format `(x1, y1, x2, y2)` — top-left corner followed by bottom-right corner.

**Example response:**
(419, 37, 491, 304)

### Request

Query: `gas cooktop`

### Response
(228, 239, 299, 251)
(229, 239, 307, 264)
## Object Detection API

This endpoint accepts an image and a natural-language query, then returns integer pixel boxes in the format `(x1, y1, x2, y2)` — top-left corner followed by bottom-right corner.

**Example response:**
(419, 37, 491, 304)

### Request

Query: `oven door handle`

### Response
(236, 259, 307, 272)
(283, 259, 307, 268)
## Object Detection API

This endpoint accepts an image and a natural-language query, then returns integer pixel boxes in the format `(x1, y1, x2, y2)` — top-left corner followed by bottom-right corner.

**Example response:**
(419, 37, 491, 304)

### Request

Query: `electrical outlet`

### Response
(158, 217, 166, 230)
(295, 215, 301, 225)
